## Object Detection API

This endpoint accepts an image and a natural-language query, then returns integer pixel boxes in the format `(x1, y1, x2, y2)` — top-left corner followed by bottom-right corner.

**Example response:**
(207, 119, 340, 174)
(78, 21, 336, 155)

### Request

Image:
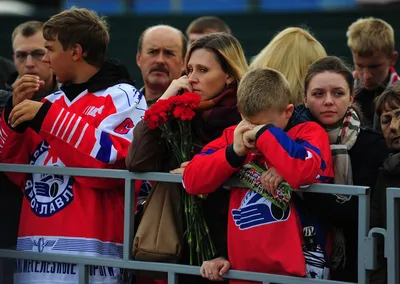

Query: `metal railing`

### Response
(386, 188, 400, 284)
(0, 163, 386, 284)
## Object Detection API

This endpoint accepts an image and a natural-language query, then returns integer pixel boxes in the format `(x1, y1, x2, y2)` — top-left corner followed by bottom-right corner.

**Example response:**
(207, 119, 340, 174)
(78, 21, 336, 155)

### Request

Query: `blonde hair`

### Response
(250, 27, 327, 104)
(237, 68, 291, 117)
(185, 32, 248, 86)
(347, 17, 395, 58)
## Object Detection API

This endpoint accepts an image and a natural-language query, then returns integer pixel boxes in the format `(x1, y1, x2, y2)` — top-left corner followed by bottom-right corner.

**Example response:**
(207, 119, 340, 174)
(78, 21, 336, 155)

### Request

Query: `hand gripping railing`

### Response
(0, 163, 371, 284)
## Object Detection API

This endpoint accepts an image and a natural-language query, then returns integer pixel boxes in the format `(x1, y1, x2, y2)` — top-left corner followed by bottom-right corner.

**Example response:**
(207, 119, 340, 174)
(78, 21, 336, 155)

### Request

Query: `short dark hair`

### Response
(186, 16, 231, 36)
(304, 56, 354, 96)
(43, 7, 109, 67)
(11, 21, 44, 43)
(375, 81, 400, 116)
(137, 25, 187, 59)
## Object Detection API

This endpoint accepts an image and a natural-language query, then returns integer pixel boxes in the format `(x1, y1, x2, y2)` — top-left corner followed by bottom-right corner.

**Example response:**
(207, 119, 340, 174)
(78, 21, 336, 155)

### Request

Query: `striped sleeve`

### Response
(38, 84, 146, 170)
(255, 122, 333, 189)
(0, 109, 35, 188)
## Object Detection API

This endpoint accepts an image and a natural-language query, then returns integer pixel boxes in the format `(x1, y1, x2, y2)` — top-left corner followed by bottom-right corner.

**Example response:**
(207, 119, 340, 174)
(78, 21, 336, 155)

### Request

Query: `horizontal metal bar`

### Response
(0, 163, 369, 196)
(222, 177, 369, 195)
(301, 183, 369, 195)
(0, 249, 350, 284)
(0, 163, 182, 183)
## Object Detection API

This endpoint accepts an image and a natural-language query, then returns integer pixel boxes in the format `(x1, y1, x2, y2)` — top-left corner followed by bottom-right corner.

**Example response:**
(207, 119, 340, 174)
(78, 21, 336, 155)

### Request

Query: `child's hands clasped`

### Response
(242, 124, 265, 149)
(200, 257, 231, 281)
(233, 120, 255, 156)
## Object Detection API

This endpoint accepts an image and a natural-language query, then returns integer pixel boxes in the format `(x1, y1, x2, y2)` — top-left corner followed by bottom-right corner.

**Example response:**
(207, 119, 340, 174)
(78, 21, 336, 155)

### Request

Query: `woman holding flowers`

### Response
(126, 32, 248, 283)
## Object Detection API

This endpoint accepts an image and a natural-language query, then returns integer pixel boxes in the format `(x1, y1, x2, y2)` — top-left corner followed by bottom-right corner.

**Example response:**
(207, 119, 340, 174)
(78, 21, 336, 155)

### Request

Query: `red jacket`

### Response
(183, 122, 334, 284)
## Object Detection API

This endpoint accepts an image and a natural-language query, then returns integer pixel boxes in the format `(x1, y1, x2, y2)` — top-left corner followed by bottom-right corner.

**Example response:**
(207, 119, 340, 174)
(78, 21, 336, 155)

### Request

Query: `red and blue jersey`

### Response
(0, 77, 146, 283)
(183, 122, 333, 284)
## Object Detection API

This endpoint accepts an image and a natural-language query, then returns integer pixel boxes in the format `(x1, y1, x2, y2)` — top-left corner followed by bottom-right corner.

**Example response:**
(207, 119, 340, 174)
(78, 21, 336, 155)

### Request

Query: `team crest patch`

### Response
(25, 141, 74, 217)
(232, 191, 290, 230)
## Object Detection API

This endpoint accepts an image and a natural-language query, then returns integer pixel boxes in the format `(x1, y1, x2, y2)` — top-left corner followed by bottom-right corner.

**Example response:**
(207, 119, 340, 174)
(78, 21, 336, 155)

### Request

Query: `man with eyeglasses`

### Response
(0, 21, 58, 283)
(8, 21, 58, 105)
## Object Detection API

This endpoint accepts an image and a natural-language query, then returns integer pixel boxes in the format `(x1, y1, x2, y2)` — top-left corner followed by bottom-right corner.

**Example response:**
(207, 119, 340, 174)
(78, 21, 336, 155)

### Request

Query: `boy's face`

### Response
(43, 37, 76, 84)
(353, 51, 398, 91)
(381, 105, 400, 151)
(242, 105, 294, 129)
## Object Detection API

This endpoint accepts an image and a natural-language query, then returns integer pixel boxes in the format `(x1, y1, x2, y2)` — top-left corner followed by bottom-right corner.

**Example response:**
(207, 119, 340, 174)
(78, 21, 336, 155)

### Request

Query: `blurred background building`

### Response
(0, 0, 399, 86)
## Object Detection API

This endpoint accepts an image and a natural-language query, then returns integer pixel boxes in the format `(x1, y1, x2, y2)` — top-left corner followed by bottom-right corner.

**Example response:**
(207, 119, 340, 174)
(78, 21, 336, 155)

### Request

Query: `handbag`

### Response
(132, 181, 183, 263)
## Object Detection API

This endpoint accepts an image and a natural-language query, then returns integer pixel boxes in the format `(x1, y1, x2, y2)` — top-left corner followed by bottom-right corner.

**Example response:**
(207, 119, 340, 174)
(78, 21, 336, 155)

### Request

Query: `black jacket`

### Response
(304, 128, 389, 282)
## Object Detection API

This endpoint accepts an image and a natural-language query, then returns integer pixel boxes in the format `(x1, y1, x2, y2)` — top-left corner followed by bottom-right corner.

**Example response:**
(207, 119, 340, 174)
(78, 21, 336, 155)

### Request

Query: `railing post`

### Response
(168, 271, 178, 284)
(358, 192, 370, 284)
(123, 178, 135, 261)
(78, 264, 89, 284)
(386, 188, 399, 284)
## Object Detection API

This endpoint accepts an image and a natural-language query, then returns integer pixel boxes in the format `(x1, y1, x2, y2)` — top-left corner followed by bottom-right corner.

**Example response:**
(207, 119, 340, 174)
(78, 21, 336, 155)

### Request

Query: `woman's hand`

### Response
(200, 257, 231, 281)
(170, 161, 189, 174)
(158, 75, 194, 100)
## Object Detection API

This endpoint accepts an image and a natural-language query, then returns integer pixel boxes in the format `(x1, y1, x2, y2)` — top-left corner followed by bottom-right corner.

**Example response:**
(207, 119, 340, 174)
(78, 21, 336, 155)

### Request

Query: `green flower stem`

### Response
(159, 119, 215, 265)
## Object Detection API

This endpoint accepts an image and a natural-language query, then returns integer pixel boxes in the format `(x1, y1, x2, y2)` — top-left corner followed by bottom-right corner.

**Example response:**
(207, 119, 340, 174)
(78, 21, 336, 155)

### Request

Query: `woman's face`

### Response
(305, 71, 353, 126)
(187, 48, 232, 101)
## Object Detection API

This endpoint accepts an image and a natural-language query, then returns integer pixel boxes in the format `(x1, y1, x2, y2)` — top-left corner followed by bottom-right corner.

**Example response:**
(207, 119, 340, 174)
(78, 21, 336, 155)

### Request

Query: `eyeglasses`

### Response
(14, 50, 46, 62)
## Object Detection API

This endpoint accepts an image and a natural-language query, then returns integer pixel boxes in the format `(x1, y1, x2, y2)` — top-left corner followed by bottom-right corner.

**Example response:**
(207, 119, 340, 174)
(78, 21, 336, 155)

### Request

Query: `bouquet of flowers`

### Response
(144, 92, 216, 265)
(236, 161, 292, 211)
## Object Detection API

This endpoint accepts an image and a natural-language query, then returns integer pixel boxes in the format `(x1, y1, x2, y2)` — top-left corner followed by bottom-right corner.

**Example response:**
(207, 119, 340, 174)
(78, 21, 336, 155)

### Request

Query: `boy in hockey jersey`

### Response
(183, 68, 334, 284)
(1, 8, 146, 284)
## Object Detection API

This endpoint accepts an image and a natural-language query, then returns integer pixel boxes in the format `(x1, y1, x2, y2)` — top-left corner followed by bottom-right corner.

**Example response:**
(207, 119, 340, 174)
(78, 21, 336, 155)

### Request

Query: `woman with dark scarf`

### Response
(126, 33, 248, 284)
(297, 56, 389, 282)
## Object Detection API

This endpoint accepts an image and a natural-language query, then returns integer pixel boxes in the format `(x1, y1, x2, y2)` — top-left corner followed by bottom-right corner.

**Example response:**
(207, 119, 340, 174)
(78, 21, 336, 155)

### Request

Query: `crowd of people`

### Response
(0, 6, 398, 284)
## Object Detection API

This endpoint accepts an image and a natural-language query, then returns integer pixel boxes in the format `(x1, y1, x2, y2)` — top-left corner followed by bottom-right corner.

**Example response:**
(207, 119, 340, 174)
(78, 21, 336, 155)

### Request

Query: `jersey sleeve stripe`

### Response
(55, 111, 70, 137)
(67, 116, 81, 143)
(295, 138, 326, 171)
(268, 127, 309, 160)
(61, 113, 76, 140)
(95, 132, 113, 163)
(50, 108, 65, 134)
(74, 123, 88, 148)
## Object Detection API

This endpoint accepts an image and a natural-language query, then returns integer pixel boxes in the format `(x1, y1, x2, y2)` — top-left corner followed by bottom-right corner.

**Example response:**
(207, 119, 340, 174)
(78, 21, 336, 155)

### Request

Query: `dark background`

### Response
(1, 8, 399, 87)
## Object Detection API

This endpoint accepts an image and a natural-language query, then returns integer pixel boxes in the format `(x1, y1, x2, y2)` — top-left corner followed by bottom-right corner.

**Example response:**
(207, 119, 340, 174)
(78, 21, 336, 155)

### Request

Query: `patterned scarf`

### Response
(325, 107, 361, 202)
(192, 87, 241, 145)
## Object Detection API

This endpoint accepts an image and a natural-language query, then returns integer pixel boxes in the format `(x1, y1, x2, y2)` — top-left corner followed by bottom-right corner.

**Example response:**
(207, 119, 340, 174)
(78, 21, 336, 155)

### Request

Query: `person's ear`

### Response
(390, 51, 398, 66)
(349, 91, 354, 105)
(136, 52, 142, 68)
(71, 44, 84, 61)
(285, 104, 294, 119)
(225, 75, 234, 86)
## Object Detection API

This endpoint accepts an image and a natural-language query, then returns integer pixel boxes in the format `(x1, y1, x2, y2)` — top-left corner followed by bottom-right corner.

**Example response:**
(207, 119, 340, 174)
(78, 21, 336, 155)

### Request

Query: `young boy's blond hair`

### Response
(237, 68, 291, 117)
(347, 17, 395, 58)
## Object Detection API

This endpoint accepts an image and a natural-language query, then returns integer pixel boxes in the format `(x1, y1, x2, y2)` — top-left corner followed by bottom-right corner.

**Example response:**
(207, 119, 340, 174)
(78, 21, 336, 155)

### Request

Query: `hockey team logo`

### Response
(25, 141, 74, 217)
(34, 238, 57, 252)
(232, 191, 290, 230)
